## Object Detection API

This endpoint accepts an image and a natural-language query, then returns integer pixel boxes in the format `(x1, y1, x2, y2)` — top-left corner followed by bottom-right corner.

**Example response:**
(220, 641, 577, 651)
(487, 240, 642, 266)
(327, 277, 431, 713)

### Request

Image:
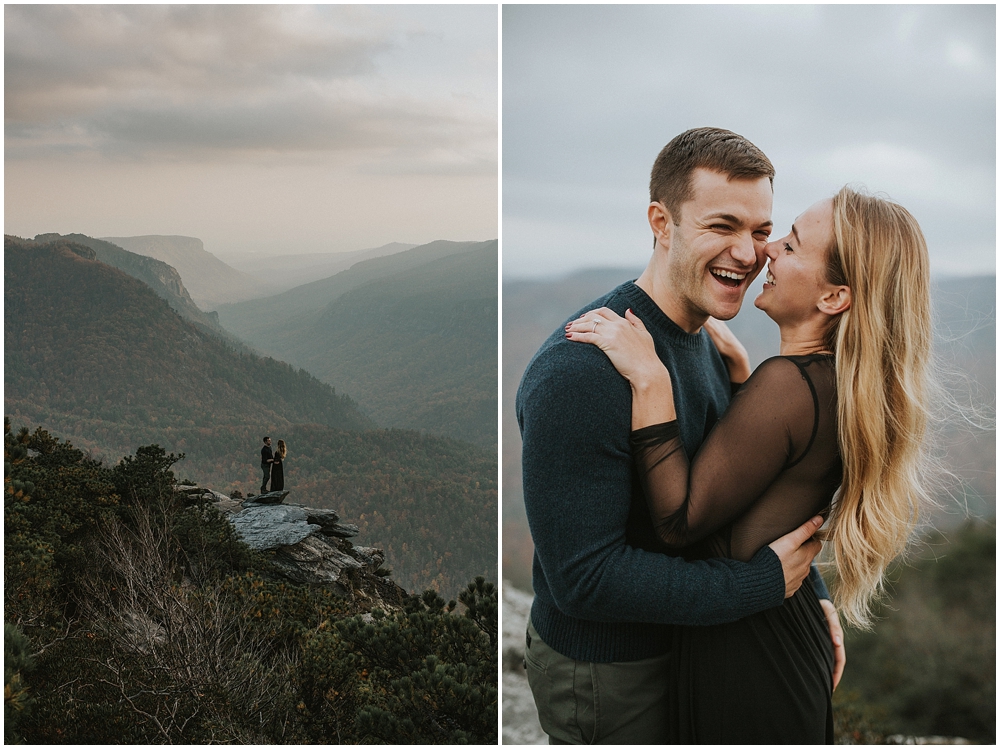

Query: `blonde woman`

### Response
(565, 187, 933, 743)
(271, 439, 287, 491)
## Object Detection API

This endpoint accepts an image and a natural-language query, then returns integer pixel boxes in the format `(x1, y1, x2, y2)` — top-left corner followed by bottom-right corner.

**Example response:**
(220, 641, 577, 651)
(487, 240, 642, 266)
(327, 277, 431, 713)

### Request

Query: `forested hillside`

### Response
(29, 233, 228, 339)
(219, 240, 499, 449)
(5, 235, 496, 595)
(216, 239, 492, 349)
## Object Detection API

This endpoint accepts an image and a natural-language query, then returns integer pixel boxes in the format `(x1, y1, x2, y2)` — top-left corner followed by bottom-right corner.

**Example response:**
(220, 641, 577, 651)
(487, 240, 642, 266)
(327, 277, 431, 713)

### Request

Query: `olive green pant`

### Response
(524, 619, 672, 744)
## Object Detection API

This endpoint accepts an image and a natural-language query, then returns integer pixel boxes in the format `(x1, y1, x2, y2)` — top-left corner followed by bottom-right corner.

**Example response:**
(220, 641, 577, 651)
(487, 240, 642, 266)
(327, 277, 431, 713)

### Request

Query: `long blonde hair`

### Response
(823, 186, 934, 629)
(276, 439, 287, 459)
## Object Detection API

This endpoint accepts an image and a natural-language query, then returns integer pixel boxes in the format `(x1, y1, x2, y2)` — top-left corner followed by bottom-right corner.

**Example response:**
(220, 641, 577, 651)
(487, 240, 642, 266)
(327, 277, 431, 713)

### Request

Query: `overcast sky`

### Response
(5, 5, 497, 257)
(503, 4, 995, 280)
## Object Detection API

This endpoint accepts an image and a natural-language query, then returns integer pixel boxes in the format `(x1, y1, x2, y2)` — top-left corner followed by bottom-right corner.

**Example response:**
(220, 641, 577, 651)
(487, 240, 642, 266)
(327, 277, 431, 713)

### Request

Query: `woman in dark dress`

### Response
(566, 187, 935, 743)
(270, 439, 287, 491)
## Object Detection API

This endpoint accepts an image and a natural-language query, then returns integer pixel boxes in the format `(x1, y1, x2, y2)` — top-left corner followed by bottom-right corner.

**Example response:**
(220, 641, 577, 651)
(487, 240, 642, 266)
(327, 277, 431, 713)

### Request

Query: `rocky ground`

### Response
(502, 581, 545, 745)
(175, 483, 407, 611)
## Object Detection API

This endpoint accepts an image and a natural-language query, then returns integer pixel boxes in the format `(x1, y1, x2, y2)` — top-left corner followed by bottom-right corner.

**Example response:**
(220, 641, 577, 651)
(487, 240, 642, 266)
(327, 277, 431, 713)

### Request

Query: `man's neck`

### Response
(634, 265, 707, 335)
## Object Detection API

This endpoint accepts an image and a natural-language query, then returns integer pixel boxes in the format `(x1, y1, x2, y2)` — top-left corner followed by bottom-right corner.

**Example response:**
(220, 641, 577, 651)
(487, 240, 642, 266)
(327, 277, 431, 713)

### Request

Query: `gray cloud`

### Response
(502, 4, 994, 278)
(4, 5, 497, 256)
(6, 4, 496, 169)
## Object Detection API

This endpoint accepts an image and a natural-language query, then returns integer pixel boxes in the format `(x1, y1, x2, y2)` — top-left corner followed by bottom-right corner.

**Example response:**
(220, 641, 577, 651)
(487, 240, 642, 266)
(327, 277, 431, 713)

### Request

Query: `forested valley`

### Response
(5, 234, 497, 599)
(217, 239, 499, 449)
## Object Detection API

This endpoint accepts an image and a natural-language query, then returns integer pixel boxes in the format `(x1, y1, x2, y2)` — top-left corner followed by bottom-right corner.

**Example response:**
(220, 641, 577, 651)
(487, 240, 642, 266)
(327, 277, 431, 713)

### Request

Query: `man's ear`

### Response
(648, 202, 674, 248)
(818, 285, 851, 316)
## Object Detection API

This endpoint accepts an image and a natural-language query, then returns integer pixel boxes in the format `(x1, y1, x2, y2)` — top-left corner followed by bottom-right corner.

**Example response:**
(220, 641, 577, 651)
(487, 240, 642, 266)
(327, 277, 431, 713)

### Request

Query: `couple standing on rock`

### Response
(260, 435, 287, 493)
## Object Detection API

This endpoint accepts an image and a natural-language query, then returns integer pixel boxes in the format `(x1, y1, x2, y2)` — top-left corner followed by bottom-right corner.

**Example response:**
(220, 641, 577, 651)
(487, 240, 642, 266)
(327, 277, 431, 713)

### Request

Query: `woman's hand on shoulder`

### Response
(703, 317, 751, 384)
(565, 308, 669, 390)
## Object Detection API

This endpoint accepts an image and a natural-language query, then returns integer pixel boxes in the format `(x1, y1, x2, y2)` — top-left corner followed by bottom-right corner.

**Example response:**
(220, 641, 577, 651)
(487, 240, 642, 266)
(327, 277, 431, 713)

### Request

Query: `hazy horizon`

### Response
(5, 5, 498, 259)
(504, 5, 995, 281)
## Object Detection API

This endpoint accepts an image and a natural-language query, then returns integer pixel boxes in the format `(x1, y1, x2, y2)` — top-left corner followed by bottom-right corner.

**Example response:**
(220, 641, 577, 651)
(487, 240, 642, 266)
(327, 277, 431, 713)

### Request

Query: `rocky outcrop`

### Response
(175, 483, 405, 608)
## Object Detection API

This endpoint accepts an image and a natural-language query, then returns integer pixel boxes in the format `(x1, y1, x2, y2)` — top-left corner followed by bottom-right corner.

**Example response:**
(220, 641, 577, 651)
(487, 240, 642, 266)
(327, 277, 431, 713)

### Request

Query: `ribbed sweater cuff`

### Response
(740, 546, 787, 614)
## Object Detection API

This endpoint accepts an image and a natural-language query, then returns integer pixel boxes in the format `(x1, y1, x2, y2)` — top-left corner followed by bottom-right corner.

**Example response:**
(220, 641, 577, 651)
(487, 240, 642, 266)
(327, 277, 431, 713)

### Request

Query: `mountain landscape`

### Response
(101, 234, 279, 308)
(217, 241, 418, 293)
(218, 239, 499, 449)
(217, 239, 493, 343)
(5, 234, 496, 597)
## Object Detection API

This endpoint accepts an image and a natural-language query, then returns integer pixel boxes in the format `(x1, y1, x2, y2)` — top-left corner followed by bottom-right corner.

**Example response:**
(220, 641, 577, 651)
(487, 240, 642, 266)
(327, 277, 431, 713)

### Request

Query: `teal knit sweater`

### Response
(516, 281, 789, 663)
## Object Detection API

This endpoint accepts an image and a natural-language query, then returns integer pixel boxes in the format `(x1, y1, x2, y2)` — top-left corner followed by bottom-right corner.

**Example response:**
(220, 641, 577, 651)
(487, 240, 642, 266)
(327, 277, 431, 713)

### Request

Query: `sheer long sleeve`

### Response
(630, 356, 840, 562)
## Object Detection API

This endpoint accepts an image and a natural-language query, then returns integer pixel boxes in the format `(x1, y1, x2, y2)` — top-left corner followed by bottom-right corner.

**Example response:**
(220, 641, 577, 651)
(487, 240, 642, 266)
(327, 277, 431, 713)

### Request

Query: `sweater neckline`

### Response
(622, 281, 707, 351)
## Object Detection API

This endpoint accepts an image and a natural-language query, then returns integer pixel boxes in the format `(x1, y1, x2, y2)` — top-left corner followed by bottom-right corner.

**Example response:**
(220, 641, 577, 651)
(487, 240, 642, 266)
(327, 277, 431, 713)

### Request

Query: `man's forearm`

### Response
(530, 531, 787, 626)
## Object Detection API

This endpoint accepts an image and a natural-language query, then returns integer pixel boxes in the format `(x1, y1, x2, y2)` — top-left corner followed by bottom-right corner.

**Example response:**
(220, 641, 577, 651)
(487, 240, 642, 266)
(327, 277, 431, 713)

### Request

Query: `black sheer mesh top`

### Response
(630, 354, 841, 563)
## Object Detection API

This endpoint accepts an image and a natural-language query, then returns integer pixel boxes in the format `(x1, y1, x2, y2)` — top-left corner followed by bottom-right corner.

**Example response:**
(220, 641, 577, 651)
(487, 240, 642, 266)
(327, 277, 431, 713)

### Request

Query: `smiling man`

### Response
(516, 128, 836, 744)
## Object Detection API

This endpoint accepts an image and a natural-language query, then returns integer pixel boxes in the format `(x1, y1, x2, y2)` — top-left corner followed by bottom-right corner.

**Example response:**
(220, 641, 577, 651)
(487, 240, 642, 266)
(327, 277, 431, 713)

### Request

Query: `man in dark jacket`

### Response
(260, 436, 274, 493)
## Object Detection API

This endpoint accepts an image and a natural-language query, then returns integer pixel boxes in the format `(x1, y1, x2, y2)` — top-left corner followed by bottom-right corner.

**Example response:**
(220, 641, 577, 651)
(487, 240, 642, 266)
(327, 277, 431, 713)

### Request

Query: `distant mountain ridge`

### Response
(218, 241, 418, 292)
(101, 234, 278, 309)
(218, 239, 499, 448)
(287, 242, 498, 447)
(5, 234, 370, 460)
(217, 239, 494, 349)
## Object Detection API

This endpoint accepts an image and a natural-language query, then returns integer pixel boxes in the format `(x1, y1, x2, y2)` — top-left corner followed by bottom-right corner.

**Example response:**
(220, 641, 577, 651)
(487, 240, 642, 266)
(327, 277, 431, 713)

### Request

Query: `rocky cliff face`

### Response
(175, 484, 407, 611)
(102, 234, 277, 308)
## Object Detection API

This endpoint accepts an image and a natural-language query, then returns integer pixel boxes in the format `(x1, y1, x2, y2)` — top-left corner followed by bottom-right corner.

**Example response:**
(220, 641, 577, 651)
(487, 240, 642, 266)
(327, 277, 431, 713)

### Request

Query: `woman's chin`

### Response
(754, 292, 778, 322)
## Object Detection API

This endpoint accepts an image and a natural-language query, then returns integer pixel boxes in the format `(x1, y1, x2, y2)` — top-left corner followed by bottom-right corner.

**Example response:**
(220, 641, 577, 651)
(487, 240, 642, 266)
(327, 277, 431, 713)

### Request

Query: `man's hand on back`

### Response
(768, 516, 823, 598)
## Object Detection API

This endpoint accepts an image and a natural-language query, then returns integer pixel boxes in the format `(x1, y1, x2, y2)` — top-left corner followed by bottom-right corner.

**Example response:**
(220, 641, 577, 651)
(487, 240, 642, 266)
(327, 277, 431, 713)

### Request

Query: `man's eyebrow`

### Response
(703, 212, 772, 229)
(791, 223, 800, 245)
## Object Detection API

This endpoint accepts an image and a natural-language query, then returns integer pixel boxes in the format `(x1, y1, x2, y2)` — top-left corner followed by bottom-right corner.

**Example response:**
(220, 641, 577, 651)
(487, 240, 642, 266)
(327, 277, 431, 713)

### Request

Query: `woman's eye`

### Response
(784, 242, 794, 252)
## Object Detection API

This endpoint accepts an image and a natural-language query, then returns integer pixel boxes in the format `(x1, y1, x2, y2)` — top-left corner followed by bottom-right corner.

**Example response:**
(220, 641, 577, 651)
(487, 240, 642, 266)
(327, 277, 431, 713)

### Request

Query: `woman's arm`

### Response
(565, 308, 678, 430)
(567, 310, 814, 547)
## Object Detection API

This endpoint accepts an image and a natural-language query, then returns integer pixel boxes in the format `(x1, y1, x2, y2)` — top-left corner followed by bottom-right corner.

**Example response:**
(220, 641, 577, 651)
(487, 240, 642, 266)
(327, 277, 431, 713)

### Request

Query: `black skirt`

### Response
(667, 584, 835, 744)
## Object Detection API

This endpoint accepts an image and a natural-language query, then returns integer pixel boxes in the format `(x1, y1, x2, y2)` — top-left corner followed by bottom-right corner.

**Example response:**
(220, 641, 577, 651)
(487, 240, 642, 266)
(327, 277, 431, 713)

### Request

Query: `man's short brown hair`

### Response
(649, 127, 774, 224)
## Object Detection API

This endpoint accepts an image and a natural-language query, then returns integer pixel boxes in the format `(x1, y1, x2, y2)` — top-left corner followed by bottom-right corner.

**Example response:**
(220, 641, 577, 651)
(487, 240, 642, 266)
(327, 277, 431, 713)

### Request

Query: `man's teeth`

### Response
(766, 270, 775, 285)
(710, 269, 746, 281)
